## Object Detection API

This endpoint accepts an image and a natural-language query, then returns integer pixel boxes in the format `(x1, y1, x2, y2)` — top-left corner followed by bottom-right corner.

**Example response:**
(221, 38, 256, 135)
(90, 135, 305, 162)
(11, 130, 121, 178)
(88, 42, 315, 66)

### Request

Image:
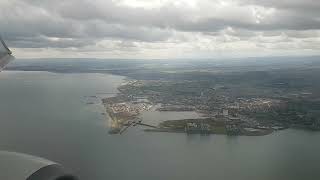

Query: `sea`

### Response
(0, 69, 320, 180)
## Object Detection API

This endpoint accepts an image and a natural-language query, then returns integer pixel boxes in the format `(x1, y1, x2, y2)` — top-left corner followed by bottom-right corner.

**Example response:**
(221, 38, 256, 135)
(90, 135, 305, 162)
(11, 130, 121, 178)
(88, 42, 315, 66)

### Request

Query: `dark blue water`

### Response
(0, 71, 319, 180)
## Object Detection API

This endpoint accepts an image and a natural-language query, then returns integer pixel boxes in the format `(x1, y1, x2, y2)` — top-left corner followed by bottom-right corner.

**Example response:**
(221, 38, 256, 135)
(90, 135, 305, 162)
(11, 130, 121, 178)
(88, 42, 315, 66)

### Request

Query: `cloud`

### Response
(0, 0, 320, 58)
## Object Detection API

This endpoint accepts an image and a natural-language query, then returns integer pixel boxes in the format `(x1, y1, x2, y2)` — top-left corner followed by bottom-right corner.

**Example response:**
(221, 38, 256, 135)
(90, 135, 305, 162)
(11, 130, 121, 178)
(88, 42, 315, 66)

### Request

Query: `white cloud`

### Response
(1, 0, 320, 58)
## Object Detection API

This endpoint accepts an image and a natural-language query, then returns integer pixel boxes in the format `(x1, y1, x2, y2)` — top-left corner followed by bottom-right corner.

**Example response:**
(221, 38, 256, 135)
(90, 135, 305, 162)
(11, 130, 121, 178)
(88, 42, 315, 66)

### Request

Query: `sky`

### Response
(1, 0, 320, 59)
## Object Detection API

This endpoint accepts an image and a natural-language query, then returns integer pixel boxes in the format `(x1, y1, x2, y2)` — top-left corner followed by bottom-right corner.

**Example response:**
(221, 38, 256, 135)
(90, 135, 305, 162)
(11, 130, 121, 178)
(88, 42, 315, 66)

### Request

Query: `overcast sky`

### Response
(1, 0, 320, 59)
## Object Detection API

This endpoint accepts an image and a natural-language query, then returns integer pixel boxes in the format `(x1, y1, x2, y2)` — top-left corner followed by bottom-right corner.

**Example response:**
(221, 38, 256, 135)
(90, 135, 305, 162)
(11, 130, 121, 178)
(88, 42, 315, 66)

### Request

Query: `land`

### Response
(97, 57, 320, 135)
(7, 57, 320, 135)
(101, 79, 290, 135)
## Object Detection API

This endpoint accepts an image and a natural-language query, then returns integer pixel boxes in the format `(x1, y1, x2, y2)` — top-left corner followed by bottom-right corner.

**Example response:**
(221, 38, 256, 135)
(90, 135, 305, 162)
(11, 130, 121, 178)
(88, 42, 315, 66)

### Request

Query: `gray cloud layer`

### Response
(1, 0, 320, 58)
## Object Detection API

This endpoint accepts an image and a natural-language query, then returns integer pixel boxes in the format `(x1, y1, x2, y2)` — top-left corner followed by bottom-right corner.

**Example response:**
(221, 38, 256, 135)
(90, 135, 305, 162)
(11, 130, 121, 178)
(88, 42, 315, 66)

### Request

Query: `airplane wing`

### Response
(0, 36, 14, 70)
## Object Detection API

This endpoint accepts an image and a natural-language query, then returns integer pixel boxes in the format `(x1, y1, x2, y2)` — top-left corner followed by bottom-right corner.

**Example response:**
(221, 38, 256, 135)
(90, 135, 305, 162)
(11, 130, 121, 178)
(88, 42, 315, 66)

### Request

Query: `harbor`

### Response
(101, 79, 289, 136)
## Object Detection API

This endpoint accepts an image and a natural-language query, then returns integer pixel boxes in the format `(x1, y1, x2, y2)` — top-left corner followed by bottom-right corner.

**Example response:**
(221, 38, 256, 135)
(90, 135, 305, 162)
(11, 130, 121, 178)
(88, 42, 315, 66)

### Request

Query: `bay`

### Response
(0, 71, 319, 180)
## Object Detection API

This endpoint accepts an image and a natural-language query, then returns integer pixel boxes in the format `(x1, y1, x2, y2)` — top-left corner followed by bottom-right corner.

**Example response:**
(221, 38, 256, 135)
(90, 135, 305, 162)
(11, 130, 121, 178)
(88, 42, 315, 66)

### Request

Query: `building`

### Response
(222, 109, 229, 116)
(185, 122, 210, 134)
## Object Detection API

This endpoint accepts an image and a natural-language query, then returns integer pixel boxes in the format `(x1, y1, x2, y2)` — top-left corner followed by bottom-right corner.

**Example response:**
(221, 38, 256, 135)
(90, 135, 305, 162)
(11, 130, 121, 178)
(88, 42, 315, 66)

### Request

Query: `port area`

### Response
(143, 118, 283, 136)
(102, 94, 284, 136)
(101, 79, 291, 136)
(101, 94, 153, 134)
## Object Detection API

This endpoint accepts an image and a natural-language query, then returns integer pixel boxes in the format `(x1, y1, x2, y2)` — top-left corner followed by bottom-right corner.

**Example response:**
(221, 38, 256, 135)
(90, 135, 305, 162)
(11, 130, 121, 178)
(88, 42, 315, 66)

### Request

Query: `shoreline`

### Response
(100, 79, 309, 136)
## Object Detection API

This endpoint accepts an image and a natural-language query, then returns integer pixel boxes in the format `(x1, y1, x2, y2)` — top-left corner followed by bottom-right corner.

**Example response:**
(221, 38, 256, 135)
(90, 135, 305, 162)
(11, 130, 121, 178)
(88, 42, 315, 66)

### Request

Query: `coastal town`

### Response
(100, 79, 309, 136)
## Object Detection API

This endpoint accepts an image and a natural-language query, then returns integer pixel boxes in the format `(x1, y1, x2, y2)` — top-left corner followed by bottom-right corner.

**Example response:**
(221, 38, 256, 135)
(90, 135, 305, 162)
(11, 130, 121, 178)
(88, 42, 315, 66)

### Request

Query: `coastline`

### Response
(100, 79, 283, 136)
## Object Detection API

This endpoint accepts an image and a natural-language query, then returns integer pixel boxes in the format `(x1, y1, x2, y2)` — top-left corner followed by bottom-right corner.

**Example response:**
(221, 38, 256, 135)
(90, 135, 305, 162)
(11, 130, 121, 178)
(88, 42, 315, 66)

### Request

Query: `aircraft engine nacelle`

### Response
(0, 151, 78, 180)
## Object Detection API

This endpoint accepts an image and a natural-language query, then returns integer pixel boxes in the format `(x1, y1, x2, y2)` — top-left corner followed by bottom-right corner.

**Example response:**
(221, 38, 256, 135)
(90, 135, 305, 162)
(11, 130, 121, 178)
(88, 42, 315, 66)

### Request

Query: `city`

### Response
(102, 66, 320, 135)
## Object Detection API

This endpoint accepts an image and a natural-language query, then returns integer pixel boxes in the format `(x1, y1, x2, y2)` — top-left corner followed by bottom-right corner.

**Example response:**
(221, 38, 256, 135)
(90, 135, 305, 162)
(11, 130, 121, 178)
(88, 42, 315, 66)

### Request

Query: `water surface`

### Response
(0, 71, 319, 180)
